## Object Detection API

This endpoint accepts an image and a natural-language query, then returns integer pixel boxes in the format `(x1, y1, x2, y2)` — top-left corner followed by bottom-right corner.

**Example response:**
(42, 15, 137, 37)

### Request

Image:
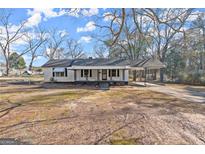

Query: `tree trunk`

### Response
(28, 58, 34, 71)
(5, 59, 9, 76)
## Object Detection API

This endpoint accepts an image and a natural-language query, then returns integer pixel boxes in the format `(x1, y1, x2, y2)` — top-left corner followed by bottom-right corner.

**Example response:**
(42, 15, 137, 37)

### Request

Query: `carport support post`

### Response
(160, 68, 164, 83)
(144, 67, 147, 87)
(133, 70, 136, 81)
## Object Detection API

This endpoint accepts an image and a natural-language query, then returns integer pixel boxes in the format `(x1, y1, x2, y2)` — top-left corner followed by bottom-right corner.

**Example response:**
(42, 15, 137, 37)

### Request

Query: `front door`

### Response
(102, 69, 107, 80)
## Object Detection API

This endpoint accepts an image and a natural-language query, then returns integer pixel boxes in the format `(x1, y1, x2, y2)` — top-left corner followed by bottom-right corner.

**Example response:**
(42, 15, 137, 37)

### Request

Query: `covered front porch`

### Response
(71, 66, 129, 83)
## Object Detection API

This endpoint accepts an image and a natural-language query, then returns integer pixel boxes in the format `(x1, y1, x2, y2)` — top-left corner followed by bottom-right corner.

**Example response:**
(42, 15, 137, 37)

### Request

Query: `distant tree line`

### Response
(0, 8, 204, 85)
(93, 8, 205, 84)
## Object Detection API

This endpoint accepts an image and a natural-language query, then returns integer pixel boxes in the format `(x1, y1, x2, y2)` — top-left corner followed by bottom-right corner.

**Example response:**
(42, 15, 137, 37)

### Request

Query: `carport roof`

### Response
(130, 58, 165, 68)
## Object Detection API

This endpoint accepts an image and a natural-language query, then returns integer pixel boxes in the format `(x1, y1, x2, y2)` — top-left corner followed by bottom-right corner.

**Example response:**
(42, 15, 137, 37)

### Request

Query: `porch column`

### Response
(97, 69, 99, 80)
(74, 70, 76, 81)
(122, 69, 125, 81)
(144, 68, 147, 82)
(110, 69, 112, 81)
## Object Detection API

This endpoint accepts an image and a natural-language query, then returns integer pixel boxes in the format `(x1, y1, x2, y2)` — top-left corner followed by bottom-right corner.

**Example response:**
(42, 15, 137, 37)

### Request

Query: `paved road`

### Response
(133, 82, 205, 103)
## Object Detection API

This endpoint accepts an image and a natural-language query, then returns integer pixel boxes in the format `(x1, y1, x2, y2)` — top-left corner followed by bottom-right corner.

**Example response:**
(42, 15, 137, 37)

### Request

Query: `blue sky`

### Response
(0, 8, 111, 66)
(0, 8, 204, 67)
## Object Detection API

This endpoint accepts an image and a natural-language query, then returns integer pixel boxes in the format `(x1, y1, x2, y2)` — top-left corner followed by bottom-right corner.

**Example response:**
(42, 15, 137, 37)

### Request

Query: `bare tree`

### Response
(95, 8, 126, 46)
(64, 39, 85, 58)
(24, 28, 47, 71)
(0, 10, 27, 75)
(93, 44, 108, 58)
(44, 29, 68, 59)
(138, 9, 193, 62)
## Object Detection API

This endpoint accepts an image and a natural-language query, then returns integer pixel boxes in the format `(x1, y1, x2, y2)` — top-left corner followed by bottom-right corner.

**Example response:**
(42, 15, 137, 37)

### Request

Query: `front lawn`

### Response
(0, 77, 205, 144)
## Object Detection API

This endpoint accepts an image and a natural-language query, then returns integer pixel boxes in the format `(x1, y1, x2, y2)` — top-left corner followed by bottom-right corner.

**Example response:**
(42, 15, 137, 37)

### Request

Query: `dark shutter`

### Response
(90, 70, 92, 77)
(117, 69, 119, 77)
(52, 68, 55, 77)
(81, 70, 83, 77)
(65, 68, 67, 77)
(109, 69, 110, 77)
(74, 70, 76, 80)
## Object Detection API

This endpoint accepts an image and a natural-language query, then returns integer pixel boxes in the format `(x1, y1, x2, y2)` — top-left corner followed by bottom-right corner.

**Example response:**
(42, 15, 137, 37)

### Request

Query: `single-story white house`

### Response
(42, 57, 165, 84)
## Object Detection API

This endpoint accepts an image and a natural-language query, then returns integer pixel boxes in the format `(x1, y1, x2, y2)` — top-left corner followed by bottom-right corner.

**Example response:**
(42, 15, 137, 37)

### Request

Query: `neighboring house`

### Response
(22, 70, 32, 76)
(42, 57, 165, 84)
(0, 63, 6, 76)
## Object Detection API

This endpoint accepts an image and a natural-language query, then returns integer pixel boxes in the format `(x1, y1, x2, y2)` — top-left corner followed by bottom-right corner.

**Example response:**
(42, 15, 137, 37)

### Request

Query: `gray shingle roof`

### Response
(42, 58, 165, 68)
(71, 58, 130, 66)
(130, 58, 165, 68)
(41, 59, 73, 67)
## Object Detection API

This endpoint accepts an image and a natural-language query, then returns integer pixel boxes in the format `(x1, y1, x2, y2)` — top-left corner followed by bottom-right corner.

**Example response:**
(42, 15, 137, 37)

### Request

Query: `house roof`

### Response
(42, 58, 165, 68)
(41, 59, 73, 67)
(130, 58, 165, 68)
(71, 58, 130, 66)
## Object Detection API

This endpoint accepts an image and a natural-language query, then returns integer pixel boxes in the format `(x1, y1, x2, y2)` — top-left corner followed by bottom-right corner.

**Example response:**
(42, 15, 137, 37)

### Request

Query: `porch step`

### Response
(99, 82, 110, 90)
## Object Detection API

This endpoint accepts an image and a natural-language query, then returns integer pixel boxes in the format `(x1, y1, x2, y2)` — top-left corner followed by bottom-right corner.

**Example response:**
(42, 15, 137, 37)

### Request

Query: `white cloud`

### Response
(103, 12, 121, 23)
(25, 8, 67, 27)
(25, 8, 98, 28)
(79, 36, 92, 43)
(187, 14, 199, 22)
(66, 8, 81, 17)
(81, 8, 99, 17)
(77, 21, 96, 32)
(103, 12, 113, 21)
(0, 25, 27, 46)
(58, 30, 69, 37)
(25, 12, 42, 27)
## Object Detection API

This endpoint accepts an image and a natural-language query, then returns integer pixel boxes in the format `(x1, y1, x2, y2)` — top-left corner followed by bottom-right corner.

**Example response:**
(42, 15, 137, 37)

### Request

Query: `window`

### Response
(53, 68, 66, 77)
(111, 69, 116, 76)
(84, 69, 89, 77)
(109, 69, 120, 77)
(55, 72, 65, 77)
(81, 69, 92, 77)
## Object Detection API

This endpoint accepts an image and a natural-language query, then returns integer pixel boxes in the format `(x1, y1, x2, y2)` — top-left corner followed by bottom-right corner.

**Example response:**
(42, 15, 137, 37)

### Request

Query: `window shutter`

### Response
(109, 69, 110, 77)
(65, 68, 67, 77)
(117, 69, 119, 77)
(52, 68, 55, 77)
(81, 70, 83, 77)
(90, 70, 92, 77)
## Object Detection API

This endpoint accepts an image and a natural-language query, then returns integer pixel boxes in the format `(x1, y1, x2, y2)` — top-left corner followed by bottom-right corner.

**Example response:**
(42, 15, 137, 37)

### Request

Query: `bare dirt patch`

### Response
(0, 78, 205, 144)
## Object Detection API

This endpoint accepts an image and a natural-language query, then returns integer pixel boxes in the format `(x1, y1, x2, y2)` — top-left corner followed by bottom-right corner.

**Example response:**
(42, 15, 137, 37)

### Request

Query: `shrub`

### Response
(50, 77, 56, 82)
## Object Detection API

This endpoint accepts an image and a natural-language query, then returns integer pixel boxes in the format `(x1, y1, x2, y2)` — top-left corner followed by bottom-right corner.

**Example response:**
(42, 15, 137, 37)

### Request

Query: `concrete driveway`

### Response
(133, 82, 205, 103)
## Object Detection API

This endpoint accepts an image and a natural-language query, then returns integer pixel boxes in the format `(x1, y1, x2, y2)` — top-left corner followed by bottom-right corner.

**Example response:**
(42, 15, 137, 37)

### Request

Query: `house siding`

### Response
(43, 68, 128, 83)
(43, 67, 53, 82)
(44, 68, 74, 82)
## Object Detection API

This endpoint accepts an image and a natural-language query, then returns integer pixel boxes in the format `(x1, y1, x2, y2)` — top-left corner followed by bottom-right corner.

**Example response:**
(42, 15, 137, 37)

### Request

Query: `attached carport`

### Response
(130, 58, 165, 82)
